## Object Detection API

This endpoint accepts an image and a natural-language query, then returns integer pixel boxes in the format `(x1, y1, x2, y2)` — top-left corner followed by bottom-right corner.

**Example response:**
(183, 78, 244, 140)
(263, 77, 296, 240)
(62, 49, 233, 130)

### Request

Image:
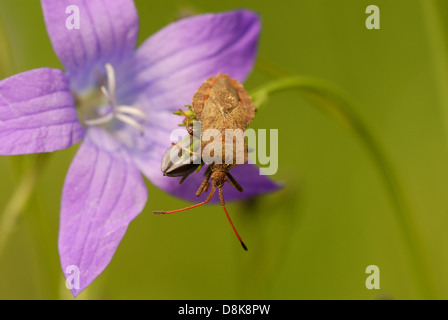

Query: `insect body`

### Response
(154, 73, 257, 251)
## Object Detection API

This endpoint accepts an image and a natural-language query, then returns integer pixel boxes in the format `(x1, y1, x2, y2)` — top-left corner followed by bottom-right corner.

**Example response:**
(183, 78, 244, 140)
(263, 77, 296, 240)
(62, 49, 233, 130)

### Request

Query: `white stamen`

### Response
(105, 63, 116, 101)
(84, 112, 115, 126)
(100, 85, 111, 102)
(84, 63, 145, 133)
(115, 113, 145, 134)
(116, 106, 146, 119)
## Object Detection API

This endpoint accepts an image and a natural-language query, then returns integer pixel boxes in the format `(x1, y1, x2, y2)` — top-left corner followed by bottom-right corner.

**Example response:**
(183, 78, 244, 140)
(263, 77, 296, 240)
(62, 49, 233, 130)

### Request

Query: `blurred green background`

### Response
(1, 0, 447, 299)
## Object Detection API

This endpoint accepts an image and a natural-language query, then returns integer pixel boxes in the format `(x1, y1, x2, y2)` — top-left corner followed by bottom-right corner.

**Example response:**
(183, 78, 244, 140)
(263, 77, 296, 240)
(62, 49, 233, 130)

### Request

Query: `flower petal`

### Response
(41, 0, 139, 92)
(59, 128, 147, 297)
(134, 143, 280, 204)
(119, 10, 260, 111)
(0, 68, 83, 155)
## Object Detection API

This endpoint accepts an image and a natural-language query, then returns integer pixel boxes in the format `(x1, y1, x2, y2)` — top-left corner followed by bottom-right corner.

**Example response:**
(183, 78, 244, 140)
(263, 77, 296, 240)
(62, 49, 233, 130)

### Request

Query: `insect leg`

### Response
(171, 142, 201, 158)
(179, 175, 188, 184)
(179, 109, 194, 136)
(203, 181, 210, 193)
(196, 170, 212, 197)
(226, 172, 244, 192)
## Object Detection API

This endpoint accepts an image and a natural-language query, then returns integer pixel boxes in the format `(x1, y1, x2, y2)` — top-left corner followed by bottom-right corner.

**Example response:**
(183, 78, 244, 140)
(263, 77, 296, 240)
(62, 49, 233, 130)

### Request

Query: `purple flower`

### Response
(0, 0, 278, 296)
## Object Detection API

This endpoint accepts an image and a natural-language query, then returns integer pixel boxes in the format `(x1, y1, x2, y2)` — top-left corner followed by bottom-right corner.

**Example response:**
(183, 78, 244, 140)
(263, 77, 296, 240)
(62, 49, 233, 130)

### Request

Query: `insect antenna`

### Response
(218, 187, 247, 251)
(153, 185, 216, 215)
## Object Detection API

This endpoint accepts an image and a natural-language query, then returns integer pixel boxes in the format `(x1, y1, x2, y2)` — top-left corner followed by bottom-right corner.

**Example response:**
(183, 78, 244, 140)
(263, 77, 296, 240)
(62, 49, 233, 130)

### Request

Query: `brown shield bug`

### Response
(154, 73, 257, 251)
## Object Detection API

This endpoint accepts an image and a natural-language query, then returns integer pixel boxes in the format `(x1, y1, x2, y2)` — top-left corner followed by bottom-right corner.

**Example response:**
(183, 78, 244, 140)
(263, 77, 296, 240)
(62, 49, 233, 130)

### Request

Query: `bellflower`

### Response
(0, 0, 278, 296)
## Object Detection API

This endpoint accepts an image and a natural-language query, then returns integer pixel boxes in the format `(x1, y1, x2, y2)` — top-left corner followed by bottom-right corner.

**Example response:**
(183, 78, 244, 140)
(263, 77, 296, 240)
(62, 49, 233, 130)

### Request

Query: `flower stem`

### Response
(420, 0, 448, 141)
(0, 154, 49, 258)
(0, 15, 14, 78)
(251, 75, 437, 298)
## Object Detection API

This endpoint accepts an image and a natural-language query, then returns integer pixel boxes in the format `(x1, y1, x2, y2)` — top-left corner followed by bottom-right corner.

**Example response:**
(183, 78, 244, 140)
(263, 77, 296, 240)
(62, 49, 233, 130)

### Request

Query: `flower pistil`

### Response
(82, 63, 146, 134)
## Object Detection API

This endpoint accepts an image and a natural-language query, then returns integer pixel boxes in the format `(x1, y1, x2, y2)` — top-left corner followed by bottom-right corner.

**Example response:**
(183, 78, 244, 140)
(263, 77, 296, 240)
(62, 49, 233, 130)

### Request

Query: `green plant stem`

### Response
(421, 0, 448, 143)
(251, 76, 436, 299)
(0, 16, 14, 78)
(0, 154, 49, 258)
